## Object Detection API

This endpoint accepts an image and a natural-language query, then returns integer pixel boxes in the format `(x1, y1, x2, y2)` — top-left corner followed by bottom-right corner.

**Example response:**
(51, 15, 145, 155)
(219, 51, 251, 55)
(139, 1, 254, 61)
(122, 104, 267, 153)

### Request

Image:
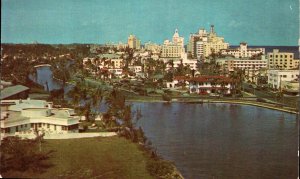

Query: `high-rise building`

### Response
(161, 29, 185, 58)
(267, 49, 299, 69)
(188, 25, 229, 58)
(128, 35, 141, 49)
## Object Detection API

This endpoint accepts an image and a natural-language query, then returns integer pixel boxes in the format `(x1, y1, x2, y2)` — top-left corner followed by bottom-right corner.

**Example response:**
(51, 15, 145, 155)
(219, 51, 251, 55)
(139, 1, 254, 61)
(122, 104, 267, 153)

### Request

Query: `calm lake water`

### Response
(32, 66, 298, 178)
(133, 102, 298, 179)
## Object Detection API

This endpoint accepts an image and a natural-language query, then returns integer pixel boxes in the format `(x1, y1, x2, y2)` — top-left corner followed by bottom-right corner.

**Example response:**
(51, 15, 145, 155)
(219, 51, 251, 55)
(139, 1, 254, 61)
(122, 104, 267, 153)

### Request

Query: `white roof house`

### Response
(1, 99, 79, 140)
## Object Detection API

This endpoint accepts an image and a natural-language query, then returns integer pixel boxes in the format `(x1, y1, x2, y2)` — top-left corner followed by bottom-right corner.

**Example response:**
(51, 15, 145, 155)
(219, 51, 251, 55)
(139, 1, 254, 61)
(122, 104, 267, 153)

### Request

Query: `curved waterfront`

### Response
(32, 66, 298, 178)
(134, 102, 298, 179)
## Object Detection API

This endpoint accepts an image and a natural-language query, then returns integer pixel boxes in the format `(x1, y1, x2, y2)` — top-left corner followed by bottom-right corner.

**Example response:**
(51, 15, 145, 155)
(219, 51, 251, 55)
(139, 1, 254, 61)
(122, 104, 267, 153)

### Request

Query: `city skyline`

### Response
(1, 0, 299, 45)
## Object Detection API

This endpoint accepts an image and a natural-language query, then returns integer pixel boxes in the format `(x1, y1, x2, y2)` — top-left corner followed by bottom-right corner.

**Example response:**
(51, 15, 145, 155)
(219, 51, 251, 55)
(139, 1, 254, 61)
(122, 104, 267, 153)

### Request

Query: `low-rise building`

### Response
(189, 76, 232, 94)
(1, 99, 79, 139)
(129, 65, 143, 73)
(267, 69, 299, 89)
(282, 80, 299, 95)
(166, 58, 198, 71)
(225, 56, 268, 80)
(0, 85, 30, 100)
(221, 42, 265, 58)
(166, 76, 189, 88)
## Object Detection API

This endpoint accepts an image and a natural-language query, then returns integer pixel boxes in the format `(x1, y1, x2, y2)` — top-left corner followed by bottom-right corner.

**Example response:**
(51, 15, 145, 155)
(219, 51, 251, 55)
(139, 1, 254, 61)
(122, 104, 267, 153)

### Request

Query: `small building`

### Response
(0, 85, 30, 100)
(282, 80, 299, 96)
(1, 99, 79, 139)
(267, 69, 299, 90)
(129, 65, 143, 73)
(166, 76, 189, 88)
(189, 76, 232, 95)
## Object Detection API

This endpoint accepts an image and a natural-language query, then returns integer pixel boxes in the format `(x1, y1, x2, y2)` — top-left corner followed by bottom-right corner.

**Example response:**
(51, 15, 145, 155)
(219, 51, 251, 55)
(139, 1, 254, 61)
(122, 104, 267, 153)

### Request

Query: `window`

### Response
(31, 123, 34, 128)
(47, 124, 50, 128)
(54, 125, 57, 130)
(283, 75, 287, 78)
(39, 123, 41, 127)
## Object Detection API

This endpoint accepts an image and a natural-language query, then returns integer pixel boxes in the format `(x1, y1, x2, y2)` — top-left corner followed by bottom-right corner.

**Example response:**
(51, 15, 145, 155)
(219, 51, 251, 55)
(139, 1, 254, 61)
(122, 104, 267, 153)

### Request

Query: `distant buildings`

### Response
(161, 29, 185, 58)
(166, 58, 198, 71)
(144, 41, 161, 53)
(267, 49, 299, 69)
(128, 35, 141, 50)
(188, 25, 229, 58)
(219, 56, 268, 80)
(267, 69, 299, 89)
(221, 42, 265, 58)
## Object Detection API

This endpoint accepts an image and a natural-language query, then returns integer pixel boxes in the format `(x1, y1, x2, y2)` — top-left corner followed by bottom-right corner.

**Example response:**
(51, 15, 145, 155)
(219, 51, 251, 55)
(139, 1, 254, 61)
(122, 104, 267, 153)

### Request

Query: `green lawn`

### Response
(3, 137, 154, 179)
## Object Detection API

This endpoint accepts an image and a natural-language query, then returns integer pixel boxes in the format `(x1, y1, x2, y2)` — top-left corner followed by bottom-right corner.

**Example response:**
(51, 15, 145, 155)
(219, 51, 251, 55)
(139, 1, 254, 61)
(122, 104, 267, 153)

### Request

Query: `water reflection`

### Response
(135, 102, 298, 179)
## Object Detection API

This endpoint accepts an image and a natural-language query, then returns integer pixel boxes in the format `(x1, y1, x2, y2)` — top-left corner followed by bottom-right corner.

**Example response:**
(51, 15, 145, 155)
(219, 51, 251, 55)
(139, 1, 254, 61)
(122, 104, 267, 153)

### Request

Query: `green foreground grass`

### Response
(3, 137, 154, 179)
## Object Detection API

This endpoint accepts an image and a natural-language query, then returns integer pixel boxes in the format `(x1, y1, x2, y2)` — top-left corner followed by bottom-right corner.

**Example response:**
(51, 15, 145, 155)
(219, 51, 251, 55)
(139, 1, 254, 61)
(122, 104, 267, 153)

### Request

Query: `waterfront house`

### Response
(166, 76, 189, 89)
(1, 99, 79, 140)
(189, 76, 232, 95)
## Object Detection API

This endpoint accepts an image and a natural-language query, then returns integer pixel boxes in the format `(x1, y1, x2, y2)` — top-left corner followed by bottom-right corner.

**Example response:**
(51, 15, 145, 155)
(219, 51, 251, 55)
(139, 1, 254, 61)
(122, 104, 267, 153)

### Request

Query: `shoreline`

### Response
(126, 98, 298, 114)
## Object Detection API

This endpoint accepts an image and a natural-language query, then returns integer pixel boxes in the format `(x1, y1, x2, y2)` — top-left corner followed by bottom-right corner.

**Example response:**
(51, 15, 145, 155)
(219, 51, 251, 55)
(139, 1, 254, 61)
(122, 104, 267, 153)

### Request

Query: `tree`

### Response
(0, 136, 53, 173)
(67, 79, 103, 121)
(51, 57, 71, 95)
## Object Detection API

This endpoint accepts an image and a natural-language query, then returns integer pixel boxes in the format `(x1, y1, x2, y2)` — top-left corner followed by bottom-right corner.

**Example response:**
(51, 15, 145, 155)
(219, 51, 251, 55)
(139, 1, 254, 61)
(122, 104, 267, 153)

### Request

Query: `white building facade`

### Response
(267, 70, 299, 89)
(221, 42, 265, 58)
(1, 99, 79, 139)
(189, 76, 232, 94)
(161, 29, 185, 58)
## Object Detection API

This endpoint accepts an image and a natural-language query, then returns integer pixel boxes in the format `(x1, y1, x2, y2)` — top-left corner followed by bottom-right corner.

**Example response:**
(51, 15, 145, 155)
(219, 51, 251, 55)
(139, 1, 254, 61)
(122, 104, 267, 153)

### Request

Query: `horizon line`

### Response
(1, 42, 299, 47)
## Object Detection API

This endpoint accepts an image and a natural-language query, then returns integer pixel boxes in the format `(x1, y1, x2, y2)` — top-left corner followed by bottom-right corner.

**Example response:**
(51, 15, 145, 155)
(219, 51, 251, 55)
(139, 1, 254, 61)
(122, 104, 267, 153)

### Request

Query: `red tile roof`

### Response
(189, 76, 233, 83)
(174, 76, 189, 81)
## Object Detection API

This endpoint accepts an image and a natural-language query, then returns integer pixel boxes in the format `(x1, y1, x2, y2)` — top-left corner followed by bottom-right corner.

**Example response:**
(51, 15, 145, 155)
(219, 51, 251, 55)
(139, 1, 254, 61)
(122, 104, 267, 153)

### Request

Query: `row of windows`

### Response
(270, 59, 294, 62)
(269, 74, 298, 78)
(269, 54, 293, 58)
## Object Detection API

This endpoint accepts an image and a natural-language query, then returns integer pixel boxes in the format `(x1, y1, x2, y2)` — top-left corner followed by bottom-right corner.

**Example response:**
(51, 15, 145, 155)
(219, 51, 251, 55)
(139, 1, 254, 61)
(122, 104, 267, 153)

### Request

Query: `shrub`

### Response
(162, 93, 171, 102)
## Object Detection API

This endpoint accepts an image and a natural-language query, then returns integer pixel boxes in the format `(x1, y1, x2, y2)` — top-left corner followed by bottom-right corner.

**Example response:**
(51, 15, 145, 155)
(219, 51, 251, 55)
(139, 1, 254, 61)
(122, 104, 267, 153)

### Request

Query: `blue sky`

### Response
(1, 0, 299, 45)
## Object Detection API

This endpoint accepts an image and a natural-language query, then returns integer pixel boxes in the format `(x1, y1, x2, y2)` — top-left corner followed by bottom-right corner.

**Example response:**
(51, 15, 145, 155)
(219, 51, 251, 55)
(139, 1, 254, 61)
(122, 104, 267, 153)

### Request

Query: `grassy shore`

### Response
(2, 137, 155, 178)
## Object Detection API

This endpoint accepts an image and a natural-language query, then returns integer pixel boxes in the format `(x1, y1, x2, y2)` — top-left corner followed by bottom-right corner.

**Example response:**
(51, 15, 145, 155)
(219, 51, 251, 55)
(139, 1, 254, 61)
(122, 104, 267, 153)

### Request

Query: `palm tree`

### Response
(51, 57, 71, 95)
(67, 79, 103, 121)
